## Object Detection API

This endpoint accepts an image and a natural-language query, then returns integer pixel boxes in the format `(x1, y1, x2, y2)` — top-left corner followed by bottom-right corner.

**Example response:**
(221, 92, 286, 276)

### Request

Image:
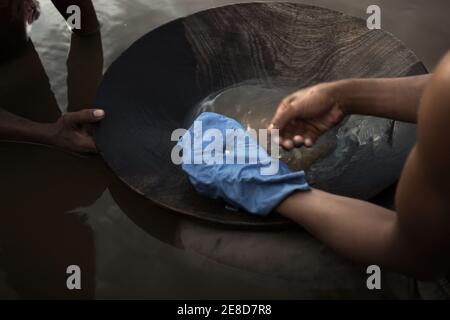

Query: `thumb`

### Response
(64, 109, 105, 125)
(269, 97, 297, 131)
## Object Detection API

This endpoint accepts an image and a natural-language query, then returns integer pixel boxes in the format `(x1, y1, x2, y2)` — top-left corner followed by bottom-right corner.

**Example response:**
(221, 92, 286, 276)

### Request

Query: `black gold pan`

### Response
(94, 2, 427, 228)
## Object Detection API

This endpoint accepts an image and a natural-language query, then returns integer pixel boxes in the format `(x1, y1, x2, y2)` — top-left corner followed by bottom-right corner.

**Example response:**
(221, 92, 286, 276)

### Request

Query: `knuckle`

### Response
(61, 113, 69, 121)
(280, 99, 291, 111)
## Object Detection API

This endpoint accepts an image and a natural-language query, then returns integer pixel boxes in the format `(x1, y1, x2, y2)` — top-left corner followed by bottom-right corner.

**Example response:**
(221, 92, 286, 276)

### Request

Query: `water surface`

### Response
(0, 0, 448, 299)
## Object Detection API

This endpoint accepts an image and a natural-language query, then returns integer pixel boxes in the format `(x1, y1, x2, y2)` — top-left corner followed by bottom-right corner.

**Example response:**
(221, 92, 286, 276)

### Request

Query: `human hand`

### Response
(23, 0, 40, 23)
(45, 109, 105, 154)
(6, 0, 40, 23)
(269, 83, 346, 150)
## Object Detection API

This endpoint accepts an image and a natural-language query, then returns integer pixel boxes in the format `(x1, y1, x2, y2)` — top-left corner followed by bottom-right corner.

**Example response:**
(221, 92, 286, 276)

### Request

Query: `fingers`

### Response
(269, 96, 299, 151)
(278, 120, 320, 150)
(281, 139, 294, 150)
(296, 121, 320, 147)
(303, 137, 314, 147)
(279, 121, 296, 150)
(293, 135, 304, 146)
(57, 109, 103, 154)
(64, 109, 105, 125)
(270, 94, 315, 150)
(23, 0, 40, 23)
(269, 96, 297, 132)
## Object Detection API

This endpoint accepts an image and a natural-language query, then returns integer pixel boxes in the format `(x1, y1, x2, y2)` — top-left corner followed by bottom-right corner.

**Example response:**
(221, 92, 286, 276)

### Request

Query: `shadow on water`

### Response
(107, 171, 182, 246)
(0, 22, 199, 298)
(0, 27, 105, 298)
(0, 40, 60, 123)
(0, 143, 107, 299)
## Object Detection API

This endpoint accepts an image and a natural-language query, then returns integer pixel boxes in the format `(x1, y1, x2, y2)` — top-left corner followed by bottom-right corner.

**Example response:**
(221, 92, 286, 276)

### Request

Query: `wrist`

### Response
(276, 190, 312, 220)
(32, 122, 57, 146)
(324, 79, 357, 115)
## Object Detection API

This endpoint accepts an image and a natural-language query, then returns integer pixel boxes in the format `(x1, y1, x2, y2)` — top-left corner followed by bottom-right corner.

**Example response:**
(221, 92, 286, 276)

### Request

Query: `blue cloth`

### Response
(178, 112, 309, 215)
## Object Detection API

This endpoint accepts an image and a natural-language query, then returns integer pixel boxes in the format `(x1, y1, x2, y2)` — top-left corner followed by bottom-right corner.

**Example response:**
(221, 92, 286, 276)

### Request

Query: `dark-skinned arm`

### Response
(275, 54, 450, 280)
(332, 74, 430, 123)
(0, 108, 105, 153)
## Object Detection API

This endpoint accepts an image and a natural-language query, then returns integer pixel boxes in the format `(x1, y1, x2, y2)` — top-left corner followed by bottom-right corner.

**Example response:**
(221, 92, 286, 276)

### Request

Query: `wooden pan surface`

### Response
(94, 3, 427, 228)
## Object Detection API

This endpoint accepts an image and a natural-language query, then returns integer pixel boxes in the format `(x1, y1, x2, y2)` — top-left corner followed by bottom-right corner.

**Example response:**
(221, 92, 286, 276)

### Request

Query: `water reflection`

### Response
(189, 83, 338, 173)
(67, 32, 103, 112)
(0, 22, 105, 297)
(0, 142, 108, 298)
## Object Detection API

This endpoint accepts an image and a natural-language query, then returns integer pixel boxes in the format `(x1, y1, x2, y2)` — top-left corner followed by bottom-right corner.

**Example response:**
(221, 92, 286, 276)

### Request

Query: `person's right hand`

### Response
(45, 109, 105, 154)
(269, 83, 346, 150)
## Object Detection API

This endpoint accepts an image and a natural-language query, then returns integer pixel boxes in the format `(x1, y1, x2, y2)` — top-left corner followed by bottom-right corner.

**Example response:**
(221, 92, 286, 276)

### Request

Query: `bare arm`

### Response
(276, 189, 426, 277)
(269, 74, 430, 149)
(274, 54, 450, 280)
(0, 108, 105, 153)
(0, 108, 51, 144)
(277, 170, 450, 280)
(333, 74, 430, 123)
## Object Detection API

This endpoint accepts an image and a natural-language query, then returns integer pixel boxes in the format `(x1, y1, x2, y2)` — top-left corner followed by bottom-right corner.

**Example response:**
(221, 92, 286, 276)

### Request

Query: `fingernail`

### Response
(268, 124, 274, 131)
(294, 135, 303, 144)
(305, 138, 312, 147)
(93, 109, 105, 118)
(272, 135, 280, 145)
(283, 140, 294, 150)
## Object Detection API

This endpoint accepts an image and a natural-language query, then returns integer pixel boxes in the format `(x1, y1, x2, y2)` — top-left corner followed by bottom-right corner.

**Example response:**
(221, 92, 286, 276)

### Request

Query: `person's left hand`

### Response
(23, 0, 40, 23)
(7, 0, 40, 23)
(45, 109, 105, 154)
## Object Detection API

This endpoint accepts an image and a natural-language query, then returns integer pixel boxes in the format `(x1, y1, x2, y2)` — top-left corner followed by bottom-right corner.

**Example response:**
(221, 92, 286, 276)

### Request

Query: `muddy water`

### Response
(190, 83, 338, 173)
(0, 0, 449, 299)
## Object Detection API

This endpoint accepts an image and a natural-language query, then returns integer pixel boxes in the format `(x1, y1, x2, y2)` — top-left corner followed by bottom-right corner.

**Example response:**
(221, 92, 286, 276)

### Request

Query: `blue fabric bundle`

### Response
(178, 112, 309, 215)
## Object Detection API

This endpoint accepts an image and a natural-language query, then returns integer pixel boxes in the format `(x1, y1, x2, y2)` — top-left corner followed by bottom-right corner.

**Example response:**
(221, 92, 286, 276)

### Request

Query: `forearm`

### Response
(0, 108, 52, 144)
(277, 189, 412, 272)
(329, 75, 430, 123)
